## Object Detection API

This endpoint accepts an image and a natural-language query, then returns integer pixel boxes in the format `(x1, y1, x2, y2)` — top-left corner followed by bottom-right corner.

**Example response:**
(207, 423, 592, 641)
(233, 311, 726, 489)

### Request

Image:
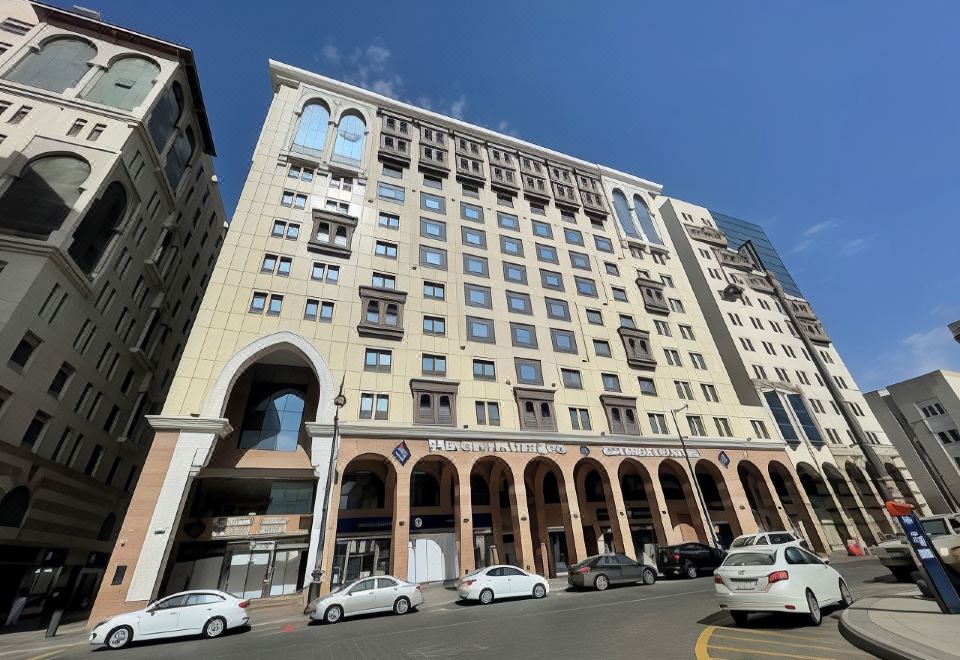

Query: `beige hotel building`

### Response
(90, 59, 923, 619)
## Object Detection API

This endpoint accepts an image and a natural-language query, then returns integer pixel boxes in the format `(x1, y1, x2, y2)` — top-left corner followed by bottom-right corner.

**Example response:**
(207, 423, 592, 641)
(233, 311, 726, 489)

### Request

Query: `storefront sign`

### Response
(428, 439, 566, 455)
(601, 446, 701, 458)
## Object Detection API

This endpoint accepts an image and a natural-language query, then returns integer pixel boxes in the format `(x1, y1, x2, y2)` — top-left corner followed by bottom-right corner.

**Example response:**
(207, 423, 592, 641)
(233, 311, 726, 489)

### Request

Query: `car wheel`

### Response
(532, 583, 546, 599)
(595, 574, 609, 591)
(106, 625, 132, 650)
(839, 580, 853, 608)
(641, 568, 657, 585)
(891, 567, 914, 582)
(202, 617, 226, 639)
(806, 590, 822, 626)
(479, 588, 494, 605)
(324, 604, 344, 624)
(730, 611, 749, 627)
(684, 563, 698, 579)
(393, 597, 410, 615)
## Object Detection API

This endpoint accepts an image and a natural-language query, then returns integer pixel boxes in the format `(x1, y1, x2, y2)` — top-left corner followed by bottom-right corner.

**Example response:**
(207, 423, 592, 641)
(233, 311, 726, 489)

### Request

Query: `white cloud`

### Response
(803, 220, 837, 237)
(321, 44, 340, 66)
(450, 94, 467, 120)
(857, 325, 960, 390)
(839, 234, 877, 256)
(791, 238, 814, 254)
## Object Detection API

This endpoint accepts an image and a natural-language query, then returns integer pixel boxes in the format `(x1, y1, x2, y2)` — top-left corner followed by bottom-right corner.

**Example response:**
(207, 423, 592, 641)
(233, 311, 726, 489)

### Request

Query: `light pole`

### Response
(669, 404, 721, 548)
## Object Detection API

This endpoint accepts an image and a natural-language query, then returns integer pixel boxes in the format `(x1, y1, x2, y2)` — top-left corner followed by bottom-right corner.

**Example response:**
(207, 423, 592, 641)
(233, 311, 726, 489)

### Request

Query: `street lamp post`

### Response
(670, 404, 721, 548)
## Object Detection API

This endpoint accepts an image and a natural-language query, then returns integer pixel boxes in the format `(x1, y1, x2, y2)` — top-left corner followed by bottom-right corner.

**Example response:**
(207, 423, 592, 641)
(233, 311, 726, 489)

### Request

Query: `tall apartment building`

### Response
(660, 200, 927, 549)
(91, 61, 915, 620)
(866, 371, 960, 514)
(0, 1, 226, 622)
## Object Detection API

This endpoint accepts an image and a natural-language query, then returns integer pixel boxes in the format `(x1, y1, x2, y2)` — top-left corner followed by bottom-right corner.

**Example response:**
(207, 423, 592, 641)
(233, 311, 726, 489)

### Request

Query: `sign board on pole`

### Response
(887, 502, 960, 614)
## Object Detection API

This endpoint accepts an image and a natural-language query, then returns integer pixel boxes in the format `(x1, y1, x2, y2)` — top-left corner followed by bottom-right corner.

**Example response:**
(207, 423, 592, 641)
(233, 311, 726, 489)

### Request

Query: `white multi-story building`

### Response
(0, 0, 225, 622)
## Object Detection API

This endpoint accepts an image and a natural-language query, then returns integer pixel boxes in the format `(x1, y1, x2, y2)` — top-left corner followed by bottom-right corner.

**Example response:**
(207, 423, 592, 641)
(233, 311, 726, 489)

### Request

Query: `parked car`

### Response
(306, 576, 422, 624)
(567, 554, 657, 591)
(88, 590, 250, 650)
(730, 531, 808, 550)
(877, 513, 960, 581)
(658, 542, 726, 579)
(457, 565, 549, 604)
(714, 546, 852, 626)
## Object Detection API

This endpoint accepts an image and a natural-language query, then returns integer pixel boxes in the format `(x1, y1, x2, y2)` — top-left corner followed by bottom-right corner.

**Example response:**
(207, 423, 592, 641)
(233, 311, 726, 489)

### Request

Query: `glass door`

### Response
(548, 530, 569, 576)
(225, 551, 271, 599)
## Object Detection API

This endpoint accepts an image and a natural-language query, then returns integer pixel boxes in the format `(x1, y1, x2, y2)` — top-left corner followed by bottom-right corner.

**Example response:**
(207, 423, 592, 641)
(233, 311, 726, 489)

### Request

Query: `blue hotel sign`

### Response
(392, 441, 411, 466)
(896, 512, 960, 614)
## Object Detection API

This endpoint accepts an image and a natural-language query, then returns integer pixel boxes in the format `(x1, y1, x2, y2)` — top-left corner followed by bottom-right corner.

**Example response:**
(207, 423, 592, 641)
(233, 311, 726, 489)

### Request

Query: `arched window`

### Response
(366, 301, 380, 324)
(332, 113, 365, 166)
(612, 189, 639, 238)
(291, 101, 330, 156)
(543, 471, 561, 504)
(411, 471, 441, 507)
(334, 226, 347, 247)
(585, 470, 605, 502)
(438, 395, 452, 425)
(163, 126, 195, 190)
(419, 393, 432, 418)
(238, 384, 305, 451)
(83, 56, 160, 110)
(148, 81, 184, 151)
(68, 181, 127, 273)
(470, 474, 490, 506)
(339, 471, 385, 509)
(97, 512, 117, 541)
(6, 38, 96, 92)
(0, 486, 29, 527)
(632, 194, 663, 245)
(384, 303, 398, 326)
(621, 473, 647, 501)
(0, 154, 91, 238)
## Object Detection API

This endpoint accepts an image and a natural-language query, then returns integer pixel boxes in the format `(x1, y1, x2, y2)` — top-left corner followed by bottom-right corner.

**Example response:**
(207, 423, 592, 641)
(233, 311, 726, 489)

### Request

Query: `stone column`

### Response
(510, 482, 536, 573)
(602, 471, 636, 559)
(304, 424, 336, 589)
(454, 466, 474, 577)
(392, 468, 412, 580)
(759, 470, 794, 532)
(719, 469, 760, 536)
(559, 467, 588, 564)
(646, 462, 683, 546)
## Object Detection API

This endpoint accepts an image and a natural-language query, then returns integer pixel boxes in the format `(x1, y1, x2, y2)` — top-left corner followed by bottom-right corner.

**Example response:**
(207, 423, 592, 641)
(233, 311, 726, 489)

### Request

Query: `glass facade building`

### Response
(710, 211, 803, 298)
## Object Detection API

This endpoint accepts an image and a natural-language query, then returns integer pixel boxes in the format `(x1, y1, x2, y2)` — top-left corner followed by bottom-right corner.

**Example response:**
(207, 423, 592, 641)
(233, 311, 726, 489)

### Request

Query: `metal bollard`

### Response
(45, 608, 64, 638)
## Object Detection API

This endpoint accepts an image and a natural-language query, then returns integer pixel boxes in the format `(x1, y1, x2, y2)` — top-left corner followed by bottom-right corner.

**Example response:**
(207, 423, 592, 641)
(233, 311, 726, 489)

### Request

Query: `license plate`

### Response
(731, 579, 757, 591)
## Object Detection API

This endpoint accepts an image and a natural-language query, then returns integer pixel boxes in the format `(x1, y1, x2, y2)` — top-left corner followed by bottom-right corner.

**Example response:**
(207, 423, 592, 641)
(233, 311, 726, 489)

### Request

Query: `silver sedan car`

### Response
(306, 576, 423, 624)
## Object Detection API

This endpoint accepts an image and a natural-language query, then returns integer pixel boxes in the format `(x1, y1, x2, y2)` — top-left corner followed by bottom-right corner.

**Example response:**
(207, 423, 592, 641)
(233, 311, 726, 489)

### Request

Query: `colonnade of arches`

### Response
(325, 448, 894, 586)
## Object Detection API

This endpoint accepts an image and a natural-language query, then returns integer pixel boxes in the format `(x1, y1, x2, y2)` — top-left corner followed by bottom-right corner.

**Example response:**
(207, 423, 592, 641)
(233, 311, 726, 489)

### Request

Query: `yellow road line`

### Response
(695, 625, 717, 660)
(710, 631, 846, 652)
(712, 625, 836, 640)
(27, 651, 66, 660)
(707, 644, 832, 659)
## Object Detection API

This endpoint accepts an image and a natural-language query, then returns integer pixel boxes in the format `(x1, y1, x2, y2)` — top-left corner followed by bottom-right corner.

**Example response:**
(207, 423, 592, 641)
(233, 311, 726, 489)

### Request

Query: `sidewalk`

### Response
(840, 589, 960, 660)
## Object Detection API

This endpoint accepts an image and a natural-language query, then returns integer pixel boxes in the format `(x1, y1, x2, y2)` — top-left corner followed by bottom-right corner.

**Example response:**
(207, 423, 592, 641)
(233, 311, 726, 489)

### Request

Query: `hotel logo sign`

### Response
(428, 439, 566, 455)
(601, 447, 701, 458)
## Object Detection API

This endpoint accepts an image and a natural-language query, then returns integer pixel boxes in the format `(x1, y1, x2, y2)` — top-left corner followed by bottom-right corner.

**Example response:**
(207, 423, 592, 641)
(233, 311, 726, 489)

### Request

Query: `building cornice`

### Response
(146, 416, 232, 436)
(0, 236, 93, 296)
(268, 59, 662, 194)
(303, 422, 786, 451)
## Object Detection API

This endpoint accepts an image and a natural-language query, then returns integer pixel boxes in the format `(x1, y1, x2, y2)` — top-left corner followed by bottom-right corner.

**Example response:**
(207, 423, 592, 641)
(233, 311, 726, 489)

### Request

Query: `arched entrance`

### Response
(846, 463, 894, 537)
(824, 463, 877, 546)
(620, 460, 666, 562)
(524, 457, 578, 577)
(695, 461, 742, 547)
(470, 457, 523, 568)
(331, 453, 397, 587)
(884, 463, 919, 509)
(768, 462, 827, 553)
(737, 461, 783, 532)
(574, 458, 626, 555)
(796, 463, 851, 550)
(407, 456, 460, 583)
(658, 460, 707, 543)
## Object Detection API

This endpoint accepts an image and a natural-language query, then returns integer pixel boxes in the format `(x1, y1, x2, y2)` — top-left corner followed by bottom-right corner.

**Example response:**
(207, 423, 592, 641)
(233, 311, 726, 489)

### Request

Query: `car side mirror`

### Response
(823, 558, 831, 565)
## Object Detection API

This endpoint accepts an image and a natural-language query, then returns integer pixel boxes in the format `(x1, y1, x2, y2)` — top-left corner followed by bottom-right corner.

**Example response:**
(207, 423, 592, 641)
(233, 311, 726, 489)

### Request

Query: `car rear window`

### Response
(722, 552, 775, 567)
(921, 519, 949, 536)
(730, 536, 755, 547)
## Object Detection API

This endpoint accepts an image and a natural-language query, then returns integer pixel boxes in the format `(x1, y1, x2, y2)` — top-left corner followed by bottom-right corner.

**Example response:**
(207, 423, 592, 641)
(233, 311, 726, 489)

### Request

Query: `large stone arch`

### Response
(694, 459, 743, 546)
(202, 331, 336, 424)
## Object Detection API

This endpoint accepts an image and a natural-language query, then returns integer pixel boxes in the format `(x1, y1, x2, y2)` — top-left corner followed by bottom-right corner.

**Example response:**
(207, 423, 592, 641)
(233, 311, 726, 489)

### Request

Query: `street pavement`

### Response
(5, 556, 900, 660)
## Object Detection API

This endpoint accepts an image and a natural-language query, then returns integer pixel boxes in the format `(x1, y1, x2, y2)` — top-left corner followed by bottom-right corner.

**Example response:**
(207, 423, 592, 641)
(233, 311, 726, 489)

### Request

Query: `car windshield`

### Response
(722, 552, 776, 567)
(921, 519, 949, 537)
(730, 536, 755, 548)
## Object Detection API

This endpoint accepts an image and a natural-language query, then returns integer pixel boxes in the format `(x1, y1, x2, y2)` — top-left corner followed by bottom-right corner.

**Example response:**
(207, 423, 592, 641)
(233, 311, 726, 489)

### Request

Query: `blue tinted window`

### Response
(787, 394, 822, 445)
(612, 189, 639, 238)
(292, 102, 330, 155)
(239, 385, 306, 451)
(632, 195, 662, 246)
(763, 391, 798, 442)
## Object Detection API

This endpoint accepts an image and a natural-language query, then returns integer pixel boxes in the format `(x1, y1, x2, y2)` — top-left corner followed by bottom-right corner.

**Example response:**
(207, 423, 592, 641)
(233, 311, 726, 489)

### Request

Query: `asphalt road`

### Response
(38, 557, 898, 660)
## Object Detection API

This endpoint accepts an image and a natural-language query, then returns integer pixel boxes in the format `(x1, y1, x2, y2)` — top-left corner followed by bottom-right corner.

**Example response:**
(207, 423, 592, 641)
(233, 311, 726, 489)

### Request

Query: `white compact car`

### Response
(306, 576, 423, 624)
(89, 590, 250, 649)
(729, 531, 807, 550)
(714, 546, 853, 626)
(457, 565, 549, 604)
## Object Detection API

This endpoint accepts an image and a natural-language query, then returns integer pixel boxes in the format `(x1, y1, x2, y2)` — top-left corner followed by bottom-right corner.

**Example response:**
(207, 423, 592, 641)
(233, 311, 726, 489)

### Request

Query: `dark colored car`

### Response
(567, 554, 657, 591)
(657, 542, 726, 579)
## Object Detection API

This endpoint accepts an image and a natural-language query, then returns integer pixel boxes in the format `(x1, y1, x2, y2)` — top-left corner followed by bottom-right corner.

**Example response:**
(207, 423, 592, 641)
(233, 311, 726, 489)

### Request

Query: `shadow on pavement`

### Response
(697, 604, 847, 630)
(91, 623, 252, 652)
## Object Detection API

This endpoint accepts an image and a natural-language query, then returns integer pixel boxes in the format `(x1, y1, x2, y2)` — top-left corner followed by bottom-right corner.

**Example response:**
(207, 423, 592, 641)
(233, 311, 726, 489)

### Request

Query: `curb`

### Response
(838, 597, 950, 660)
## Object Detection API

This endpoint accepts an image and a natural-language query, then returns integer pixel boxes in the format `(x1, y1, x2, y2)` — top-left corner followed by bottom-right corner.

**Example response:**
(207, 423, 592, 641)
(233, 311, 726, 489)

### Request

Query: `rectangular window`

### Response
(87, 123, 106, 141)
(420, 245, 448, 269)
(423, 281, 445, 300)
(496, 193, 513, 207)
(561, 368, 583, 389)
(460, 202, 483, 222)
(665, 349, 682, 366)
(675, 380, 694, 400)
(569, 408, 592, 431)
(475, 401, 501, 426)
(304, 298, 319, 320)
(515, 358, 543, 385)
(510, 322, 538, 348)
(377, 182, 405, 202)
(668, 298, 685, 313)
(461, 226, 486, 248)
(463, 253, 489, 277)
(250, 291, 267, 313)
(378, 212, 400, 229)
(751, 420, 770, 439)
(84, 444, 104, 476)
(464, 283, 492, 308)
(687, 415, 706, 436)
(586, 309, 603, 325)
(359, 393, 390, 420)
(601, 373, 621, 392)
(423, 315, 446, 335)
(420, 192, 445, 213)
(473, 359, 496, 380)
(382, 163, 402, 178)
(690, 353, 707, 370)
(550, 328, 577, 353)
(575, 277, 598, 297)
(467, 316, 496, 343)
(375, 240, 398, 258)
(638, 377, 657, 396)
(422, 174, 443, 190)
(8, 105, 30, 124)
(569, 251, 590, 270)
(498, 212, 519, 231)
(364, 348, 392, 372)
(500, 235, 524, 256)
(277, 256, 292, 276)
(9, 331, 41, 370)
(564, 228, 584, 245)
(594, 235, 613, 252)
(536, 244, 558, 264)
(21, 412, 50, 450)
(611, 286, 628, 302)
(545, 298, 570, 320)
(422, 353, 447, 376)
(593, 339, 612, 357)
(48, 362, 75, 398)
(649, 413, 669, 434)
(701, 383, 720, 402)
(503, 262, 527, 284)
(506, 290, 533, 315)
(540, 269, 564, 291)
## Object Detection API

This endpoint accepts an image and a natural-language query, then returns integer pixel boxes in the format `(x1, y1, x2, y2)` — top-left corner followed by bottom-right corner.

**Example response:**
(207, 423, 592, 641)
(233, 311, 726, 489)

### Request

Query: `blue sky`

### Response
(77, 1, 960, 390)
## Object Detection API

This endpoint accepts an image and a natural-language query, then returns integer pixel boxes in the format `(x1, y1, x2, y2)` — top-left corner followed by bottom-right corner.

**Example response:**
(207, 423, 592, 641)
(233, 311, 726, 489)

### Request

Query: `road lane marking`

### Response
(710, 631, 847, 652)
(707, 644, 831, 659)
(26, 651, 66, 660)
(695, 625, 717, 659)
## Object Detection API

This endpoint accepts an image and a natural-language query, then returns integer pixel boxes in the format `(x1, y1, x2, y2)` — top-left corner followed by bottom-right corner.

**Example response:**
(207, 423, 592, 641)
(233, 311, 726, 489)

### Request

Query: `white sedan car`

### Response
(457, 565, 549, 604)
(714, 546, 853, 626)
(307, 576, 423, 624)
(89, 590, 250, 649)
